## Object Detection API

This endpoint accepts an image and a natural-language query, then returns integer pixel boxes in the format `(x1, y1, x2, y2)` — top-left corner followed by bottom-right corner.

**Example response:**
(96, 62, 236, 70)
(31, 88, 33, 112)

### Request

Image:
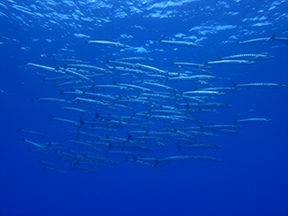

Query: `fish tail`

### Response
(56, 104, 61, 112)
(24, 57, 29, 65)
(57, 89, 64, 96)
(48, 114, 54, 121)
(175, 143, 182, 154)
(79, 115, 85, 126)
(168, 59, 174, 66)
(84, 38, 89, 46)
(52, 56, 57, 63)
(269, 31, 276, 43)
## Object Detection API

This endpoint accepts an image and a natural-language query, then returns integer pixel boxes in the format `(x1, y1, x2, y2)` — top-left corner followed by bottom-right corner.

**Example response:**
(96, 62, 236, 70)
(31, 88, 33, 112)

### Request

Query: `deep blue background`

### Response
(0, 1, 288, 216)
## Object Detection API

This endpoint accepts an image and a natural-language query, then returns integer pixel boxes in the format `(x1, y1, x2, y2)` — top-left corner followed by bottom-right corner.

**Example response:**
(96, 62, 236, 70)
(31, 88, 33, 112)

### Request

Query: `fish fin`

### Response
(268, 31, 276, 43)
(84, 38, 89, 46)
(93, 111, 100, 120)
(108, 142, 113, 152)
(56, 104, 60, 112)
(79, 115, 85, 126)
(168, 59, 175, 66)
(24, 57, 29, 65)
(62, 63, 67, 70)
(37, 75, 46, 83)
(175, 143, 182, 154)
(125, 132, 132, 141)
(48, 114, 54, 121)
(57, 89, 64, 96)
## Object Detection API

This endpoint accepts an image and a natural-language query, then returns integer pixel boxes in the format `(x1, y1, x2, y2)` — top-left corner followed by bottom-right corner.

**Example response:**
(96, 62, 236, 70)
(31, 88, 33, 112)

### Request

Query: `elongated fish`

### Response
(183, 90, 225, 96)
(48, 114, 81, 127)
(274, 37, 288, 44)
(65, 64, 111, 74)
(158, 39, 203, 48)
(18, 129, 49, 138)
(24, 60, 66, 74)
(200, 87, 240, 92)
(115, 57, 153, 62)
(219, 54, 275, 60)
(57, 105, 91, 114)
(39, 160, 63, 170)
(85, 39, 130, 48)
(235, 118, 272, 123)
(32, 97, 71, 104)
(171, 61, 208, 68)
(23, 138, 47, 151)
(176, 143, 222, 153)
(237, 34, 275, 45)
(206, 60, 255, 66)
(53, 57, 88, 64)
(63, 68, 95, 87)
(43, 166, 69, 175)
(134, 63, 166, 74)
(234, 83, 287, 89)
(168, 75, 221, 82)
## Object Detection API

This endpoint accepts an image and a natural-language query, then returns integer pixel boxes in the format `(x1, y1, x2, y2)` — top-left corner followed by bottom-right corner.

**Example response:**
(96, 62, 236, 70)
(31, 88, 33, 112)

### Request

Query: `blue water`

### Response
(0, 1, 288, 216)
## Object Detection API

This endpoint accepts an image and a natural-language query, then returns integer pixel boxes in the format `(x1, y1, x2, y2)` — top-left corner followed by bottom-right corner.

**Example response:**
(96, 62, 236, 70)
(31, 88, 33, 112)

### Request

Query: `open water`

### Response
(0, 1, 288, 216)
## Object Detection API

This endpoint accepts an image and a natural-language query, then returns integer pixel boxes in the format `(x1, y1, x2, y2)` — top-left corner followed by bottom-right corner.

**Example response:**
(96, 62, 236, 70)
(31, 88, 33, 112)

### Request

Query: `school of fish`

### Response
(20, 34, 287, 174)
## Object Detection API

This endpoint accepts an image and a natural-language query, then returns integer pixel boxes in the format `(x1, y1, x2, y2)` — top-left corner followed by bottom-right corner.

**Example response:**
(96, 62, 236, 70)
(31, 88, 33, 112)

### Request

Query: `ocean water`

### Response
(0, 1, 288, 216)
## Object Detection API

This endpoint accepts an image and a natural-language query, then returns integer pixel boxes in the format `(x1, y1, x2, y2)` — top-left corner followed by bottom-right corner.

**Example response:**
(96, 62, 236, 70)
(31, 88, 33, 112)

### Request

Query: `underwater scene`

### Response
(0, 0, 287, 216)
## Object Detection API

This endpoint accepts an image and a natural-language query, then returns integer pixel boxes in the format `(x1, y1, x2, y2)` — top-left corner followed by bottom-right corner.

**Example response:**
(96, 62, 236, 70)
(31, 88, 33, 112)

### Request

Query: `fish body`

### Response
(183, 90, 225, 96)
(220, 54, 275, 60)
(274, 37, 288, 44)
(134, 63, 166, 74)
(25, 61, 65, 74)
(159, 39, 203, 48)
(237, 37, 274, 45)
(206, 59, 255, 66)
(57, 106, 91, 114)
(23, 138, 47, 151)
(235, 83, 287, 89)
(18, 129, 49, 138)
(85, 39, 130, 48)
(235, 118, 272, 123)
(172, 61, 207, 68)
(33, 97, 71, 104)
(115, 57, 153, 62)
(53, 57, 88, 64)
(176, 143, 222, 153)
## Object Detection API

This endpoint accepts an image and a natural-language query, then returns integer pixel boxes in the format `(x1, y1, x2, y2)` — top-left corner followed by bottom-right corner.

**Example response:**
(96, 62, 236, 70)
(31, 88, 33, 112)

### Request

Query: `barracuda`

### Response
(206, 59, 255, 66)
(220, 54, 275, 60)
(235, 118, 272, 123)
(85, 39, 130, 48)
(158, 39, 203, 48)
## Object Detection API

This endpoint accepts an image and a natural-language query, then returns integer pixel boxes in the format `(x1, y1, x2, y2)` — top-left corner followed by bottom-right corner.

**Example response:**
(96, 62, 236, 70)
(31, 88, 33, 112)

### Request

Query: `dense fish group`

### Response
(20, 35, 287, 174)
